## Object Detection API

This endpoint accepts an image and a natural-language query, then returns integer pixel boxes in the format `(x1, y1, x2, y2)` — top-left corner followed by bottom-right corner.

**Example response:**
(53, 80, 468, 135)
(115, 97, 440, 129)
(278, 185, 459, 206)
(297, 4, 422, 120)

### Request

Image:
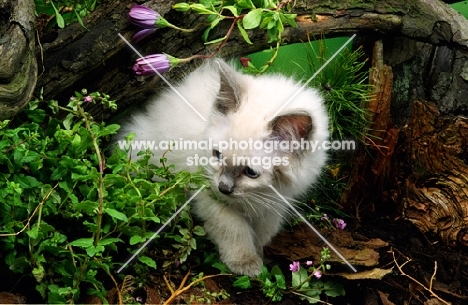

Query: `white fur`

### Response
(118, 60, 329, 276)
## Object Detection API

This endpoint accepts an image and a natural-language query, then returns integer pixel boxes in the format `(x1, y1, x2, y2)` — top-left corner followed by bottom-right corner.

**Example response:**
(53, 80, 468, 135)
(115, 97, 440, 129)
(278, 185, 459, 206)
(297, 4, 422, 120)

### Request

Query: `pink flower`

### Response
(320, 213, 329, 221)
(313, 270, 322, 279)
(333, 218, 347, 230)
(84, 95, 92, 103)
(289, 261, 300, 272)
(133, 54, 178, 76)
(306, 260, 313, 266)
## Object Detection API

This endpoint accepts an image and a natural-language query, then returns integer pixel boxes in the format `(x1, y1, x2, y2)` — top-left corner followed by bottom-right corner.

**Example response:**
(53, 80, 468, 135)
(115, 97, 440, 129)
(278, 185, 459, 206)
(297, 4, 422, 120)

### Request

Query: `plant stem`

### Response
(77, 103, 105, 247)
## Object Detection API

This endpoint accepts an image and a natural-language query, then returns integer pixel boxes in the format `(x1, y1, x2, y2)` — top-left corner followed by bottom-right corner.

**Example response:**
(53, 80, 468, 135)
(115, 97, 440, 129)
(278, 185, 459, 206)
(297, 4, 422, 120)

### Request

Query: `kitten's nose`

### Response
(218, 181, 234, 195)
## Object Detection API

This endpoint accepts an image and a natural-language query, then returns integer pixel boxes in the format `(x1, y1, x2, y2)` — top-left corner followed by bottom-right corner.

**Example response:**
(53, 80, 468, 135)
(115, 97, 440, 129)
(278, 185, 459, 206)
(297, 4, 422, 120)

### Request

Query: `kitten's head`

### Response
(204, 60, 329, 204)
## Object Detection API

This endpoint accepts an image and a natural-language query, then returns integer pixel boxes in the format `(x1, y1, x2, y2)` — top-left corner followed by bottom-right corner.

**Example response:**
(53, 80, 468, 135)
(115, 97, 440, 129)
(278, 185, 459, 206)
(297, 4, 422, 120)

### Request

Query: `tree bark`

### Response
(30, 0, 468, 120)
(0, 0, 37, 119)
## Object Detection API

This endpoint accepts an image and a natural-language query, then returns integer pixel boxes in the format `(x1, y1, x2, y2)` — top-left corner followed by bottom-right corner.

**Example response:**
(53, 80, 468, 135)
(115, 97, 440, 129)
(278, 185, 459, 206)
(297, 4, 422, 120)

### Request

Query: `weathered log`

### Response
(340, 40, 400, 214)
(0, 0, 37, 119)
(399, 100, 468, 247)
(31, 0, 468, 121)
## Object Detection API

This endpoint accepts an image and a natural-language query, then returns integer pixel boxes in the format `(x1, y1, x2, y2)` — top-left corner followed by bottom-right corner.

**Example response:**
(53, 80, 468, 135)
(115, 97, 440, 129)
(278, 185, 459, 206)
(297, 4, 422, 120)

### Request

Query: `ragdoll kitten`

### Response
(118, 59, 329, 277)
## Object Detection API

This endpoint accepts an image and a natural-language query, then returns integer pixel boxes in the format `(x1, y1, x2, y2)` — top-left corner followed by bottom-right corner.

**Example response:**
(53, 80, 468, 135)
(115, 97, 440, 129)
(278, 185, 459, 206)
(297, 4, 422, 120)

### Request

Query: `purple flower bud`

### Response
(320, 213, 329, 221)
(132, 28, 156, 43)
(313, 270, 322, 279)
(333, 218, 347, 230)
(306, 260, 313, 266)
(133, 54, 178, 76)
(129, 5, 160, 29)
(289, 261, 300, 272)
(84, 95, 92, 103)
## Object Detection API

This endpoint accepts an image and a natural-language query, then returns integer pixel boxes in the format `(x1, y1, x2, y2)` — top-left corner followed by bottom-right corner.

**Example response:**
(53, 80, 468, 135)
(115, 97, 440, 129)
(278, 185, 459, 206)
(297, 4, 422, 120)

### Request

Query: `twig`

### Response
(0, 183, 59, 237)
(392, 250, 451, 305)
(162, 270, 232, 305)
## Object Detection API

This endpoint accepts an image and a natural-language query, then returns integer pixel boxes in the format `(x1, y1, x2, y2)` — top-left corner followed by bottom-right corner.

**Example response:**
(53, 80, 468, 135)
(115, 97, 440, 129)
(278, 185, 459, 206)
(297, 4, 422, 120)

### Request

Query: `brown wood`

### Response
(28, 0, 468, 120)
(0, 0, 37, 119)
(399, 100, 468, 247)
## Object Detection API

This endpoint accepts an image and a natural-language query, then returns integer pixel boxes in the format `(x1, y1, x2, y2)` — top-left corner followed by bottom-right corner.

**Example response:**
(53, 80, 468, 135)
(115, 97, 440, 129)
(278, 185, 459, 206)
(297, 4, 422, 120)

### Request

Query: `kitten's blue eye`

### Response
(244, 167, 259, 179)
(213, 149, 221, 159)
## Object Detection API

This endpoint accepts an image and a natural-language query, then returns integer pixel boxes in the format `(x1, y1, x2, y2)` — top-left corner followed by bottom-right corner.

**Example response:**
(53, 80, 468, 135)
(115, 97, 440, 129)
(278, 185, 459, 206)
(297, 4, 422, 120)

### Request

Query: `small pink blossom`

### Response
(313, 270, 322, 279)
(84, 95, 92, 103)
(306, 260, 313, 266)
(289, 261, 300, 272)
(333, 218, 347, 230)
(320, 213, 329, 221)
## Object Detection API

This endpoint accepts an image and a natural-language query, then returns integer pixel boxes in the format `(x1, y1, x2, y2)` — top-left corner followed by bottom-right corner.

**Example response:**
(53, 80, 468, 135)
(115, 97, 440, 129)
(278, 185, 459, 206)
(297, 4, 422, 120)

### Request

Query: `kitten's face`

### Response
(203, 60, 315, 201)
(207, 147, 279, 198)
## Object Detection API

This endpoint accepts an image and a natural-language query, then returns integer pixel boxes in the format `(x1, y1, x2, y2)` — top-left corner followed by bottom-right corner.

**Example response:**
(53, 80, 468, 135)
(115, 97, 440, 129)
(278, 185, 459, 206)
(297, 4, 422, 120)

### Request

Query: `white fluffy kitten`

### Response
(119, 59, 329, 276)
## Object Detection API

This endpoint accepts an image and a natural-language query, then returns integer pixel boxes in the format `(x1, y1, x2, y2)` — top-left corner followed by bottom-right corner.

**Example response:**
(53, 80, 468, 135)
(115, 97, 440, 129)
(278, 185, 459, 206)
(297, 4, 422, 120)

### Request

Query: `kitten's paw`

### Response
(226, 254, 263, 277)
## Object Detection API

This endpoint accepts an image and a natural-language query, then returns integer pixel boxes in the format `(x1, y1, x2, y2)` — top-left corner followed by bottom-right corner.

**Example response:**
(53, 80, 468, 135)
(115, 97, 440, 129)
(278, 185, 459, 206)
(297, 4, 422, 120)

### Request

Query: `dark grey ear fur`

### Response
(215, 60, 243, 115)
(269, 112, 314, 142)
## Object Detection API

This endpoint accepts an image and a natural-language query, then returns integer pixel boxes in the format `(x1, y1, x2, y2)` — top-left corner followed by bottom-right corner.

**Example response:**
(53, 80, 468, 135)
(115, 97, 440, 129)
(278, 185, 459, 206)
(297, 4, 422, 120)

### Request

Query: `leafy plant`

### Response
(0, 90, 207, 303)
(233, 247, 345, 303)
(172, 0, 298, 73)
(35, 0, 99, 29)
(299, 40, 372, 142)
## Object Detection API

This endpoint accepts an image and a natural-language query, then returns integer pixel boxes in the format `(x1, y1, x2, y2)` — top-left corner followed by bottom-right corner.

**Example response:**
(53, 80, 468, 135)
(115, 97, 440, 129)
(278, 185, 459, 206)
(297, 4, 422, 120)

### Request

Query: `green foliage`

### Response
(234, 248, 344, 303)
(299, 40, 372, 142)
(295, 39, 373, 219)
(172, 0, 298, 73)
(35, 0, 99, 29)
(0, 90, 207, 303)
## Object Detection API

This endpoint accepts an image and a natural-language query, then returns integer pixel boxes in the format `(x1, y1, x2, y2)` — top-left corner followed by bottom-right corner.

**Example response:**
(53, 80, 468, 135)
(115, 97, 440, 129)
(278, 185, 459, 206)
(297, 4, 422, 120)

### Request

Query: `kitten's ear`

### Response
(215, 60, 243, 115)
(269, 112, 313, 142)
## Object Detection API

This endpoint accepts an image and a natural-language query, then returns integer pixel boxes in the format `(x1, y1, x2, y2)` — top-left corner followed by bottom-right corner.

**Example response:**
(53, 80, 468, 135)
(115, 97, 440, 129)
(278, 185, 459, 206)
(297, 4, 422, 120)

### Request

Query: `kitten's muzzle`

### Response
(218, 181, 234, 195)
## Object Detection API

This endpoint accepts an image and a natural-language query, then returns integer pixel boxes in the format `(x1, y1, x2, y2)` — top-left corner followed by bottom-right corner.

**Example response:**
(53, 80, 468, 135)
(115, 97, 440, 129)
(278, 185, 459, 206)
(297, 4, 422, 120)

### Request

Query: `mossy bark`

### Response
(0, 0, 37, 119)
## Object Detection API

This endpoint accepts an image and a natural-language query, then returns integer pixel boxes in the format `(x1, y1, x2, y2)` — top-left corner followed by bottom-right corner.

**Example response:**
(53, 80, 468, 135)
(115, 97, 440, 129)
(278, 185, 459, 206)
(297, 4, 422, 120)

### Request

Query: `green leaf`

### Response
(130, 235, 146, 245)
(189, 238, 197, 250)
(67, 238, 94, 248)
(292, 266, 309, 289)
(235, 0, 255, 9)
(323, 281, 345, 297)
(63, 113, 74, 130)
(27, 226, 39, 240)
(222, 5, 239, 17)
(236, 21, 252, 44)
(86, 245, 104, 257)
(97, 238, 123, 246)
(233, 275, 251, 289)
(50, 1, 65, 28)
(14, 174, 41, 189)
(204, 35, 227, 45)
(139, 255, 157, 269)
(243, 8, 262, 30)
(193, 225, 206, 236)
(202, 15, 224, 42)
(74, 200, 98, 214)
(104, 208, 128, 222)
(32, 265, 45, 282)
